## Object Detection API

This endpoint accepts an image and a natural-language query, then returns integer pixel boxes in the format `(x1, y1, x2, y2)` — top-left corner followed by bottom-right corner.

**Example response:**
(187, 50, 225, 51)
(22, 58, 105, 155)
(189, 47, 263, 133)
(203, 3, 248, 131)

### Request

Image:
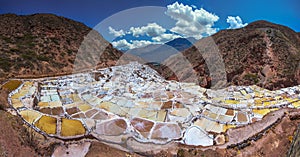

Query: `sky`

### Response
(0, 0, 299, 50)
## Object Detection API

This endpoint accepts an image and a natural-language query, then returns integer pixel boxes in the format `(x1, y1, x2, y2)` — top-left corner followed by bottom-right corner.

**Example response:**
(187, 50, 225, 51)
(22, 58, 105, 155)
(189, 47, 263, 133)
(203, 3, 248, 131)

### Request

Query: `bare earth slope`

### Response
(0, 110, 39, 157)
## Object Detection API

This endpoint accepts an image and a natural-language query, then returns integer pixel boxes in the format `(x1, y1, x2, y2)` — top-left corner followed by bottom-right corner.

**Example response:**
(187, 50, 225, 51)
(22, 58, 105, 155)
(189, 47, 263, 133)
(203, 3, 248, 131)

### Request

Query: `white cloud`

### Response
(165, 2, 219, 39)
(111, 23, 182, 50)
(110, 2, 223, 50)
(129, 23, 166, 37)
(152, 33, 182, 42)
(108, 27, 125, 37)
(131, 40, 153, 49)
(111, 39, 153, 50)
(111, 39, 131, 50)
(112, 32, 182, 50)
(226, 16, 248, 29)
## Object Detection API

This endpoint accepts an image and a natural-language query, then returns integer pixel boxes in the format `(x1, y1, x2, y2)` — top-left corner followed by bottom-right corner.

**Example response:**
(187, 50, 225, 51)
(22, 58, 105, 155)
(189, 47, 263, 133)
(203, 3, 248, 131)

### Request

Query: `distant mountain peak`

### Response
(124, 37, 196, 63)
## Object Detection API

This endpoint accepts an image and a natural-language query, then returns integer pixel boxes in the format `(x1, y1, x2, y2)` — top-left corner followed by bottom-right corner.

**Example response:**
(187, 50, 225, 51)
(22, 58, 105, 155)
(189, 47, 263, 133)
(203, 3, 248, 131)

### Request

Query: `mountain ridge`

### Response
(156, 20, 300, 90)
(125, 37, 195, 63)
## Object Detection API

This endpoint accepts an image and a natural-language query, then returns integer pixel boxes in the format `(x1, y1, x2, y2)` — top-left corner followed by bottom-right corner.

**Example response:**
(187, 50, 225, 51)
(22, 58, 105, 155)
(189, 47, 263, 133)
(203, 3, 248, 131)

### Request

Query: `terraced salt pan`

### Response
(7, 62, 300, 151)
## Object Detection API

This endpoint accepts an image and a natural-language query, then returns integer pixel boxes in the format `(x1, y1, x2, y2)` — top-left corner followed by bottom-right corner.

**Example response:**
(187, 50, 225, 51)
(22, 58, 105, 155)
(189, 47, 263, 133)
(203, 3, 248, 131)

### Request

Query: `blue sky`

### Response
(1, 0, 299, 50)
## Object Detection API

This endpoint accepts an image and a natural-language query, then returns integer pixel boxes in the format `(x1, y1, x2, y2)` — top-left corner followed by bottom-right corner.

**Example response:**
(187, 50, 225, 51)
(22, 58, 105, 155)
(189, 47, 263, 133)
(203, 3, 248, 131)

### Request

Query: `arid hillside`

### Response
(156, 21, 300, 90)
(0, 13, 123, 82)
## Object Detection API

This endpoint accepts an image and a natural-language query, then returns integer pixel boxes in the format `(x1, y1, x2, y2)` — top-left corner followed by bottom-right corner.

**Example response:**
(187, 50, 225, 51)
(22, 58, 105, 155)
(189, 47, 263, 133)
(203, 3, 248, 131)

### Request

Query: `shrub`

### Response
(37, 55, 50, 61)
(244, 73, 259, 84)
(0, 58, 11, 72)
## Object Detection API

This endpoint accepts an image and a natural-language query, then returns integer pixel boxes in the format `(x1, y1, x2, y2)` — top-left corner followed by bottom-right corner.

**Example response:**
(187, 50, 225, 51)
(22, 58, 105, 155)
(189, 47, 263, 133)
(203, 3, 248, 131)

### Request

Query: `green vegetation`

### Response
(0, 58, 11, 72)
(1, 80, 22, 92)
(20, 50, 50, 62)
(60, 52, 66, 57)
(37, 55, 50, 61)
(21, 51, 36, 60)
(177, 149, 185, 157)
(244, 73, 259, 84)
(10, 48, 19, 53)
(67, 50, 73, 55)
(15, 34, 35, 49)
(0, 103, 4, 110)
(0, 35, 12, 43)
(52, 38, 59, 45)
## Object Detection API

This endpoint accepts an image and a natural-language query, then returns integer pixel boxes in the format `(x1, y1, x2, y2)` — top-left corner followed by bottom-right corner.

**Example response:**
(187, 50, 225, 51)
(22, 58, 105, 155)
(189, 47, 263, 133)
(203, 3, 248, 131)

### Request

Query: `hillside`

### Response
(157, 20, 300, 90)
(0, 13, 122, 82)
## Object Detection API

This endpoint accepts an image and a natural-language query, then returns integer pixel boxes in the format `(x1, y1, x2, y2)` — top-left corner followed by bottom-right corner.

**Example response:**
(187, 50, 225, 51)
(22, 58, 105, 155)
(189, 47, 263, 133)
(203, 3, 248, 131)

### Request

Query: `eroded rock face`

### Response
(95, 119, 127, 136)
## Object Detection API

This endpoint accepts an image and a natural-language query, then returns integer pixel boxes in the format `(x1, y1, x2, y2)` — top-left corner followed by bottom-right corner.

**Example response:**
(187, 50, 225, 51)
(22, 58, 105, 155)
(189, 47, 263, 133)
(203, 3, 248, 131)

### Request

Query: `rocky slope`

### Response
(0, 13, 123, 82)
(157, 20, 300, 90)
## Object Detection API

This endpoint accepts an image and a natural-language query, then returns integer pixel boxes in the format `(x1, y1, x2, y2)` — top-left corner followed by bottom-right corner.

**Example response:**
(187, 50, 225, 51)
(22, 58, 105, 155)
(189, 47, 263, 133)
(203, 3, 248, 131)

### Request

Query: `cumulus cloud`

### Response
(152, 33, 182, 42)
(111, 39, 153, 50)
(165, 2, 219, 39)
(110, 23, 182, 50)
(110, 23, 166, 38)
(110, 2, 222, 50)
(131, 40, 153, 48)
(129, 23, 166, 37)
(226, 16, 248, 29)
(111, 39, 131, 50)
(108, 26, 125, 37)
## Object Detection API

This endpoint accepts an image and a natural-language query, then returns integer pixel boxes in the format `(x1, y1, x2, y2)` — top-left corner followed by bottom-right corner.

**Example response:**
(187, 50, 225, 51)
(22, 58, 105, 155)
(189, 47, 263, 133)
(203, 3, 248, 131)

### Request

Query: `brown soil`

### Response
(234, 114, 297, 157)
(85, 141, 141, 157)
(0, 89, 9, 109)
(0, 110, 38, 157)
